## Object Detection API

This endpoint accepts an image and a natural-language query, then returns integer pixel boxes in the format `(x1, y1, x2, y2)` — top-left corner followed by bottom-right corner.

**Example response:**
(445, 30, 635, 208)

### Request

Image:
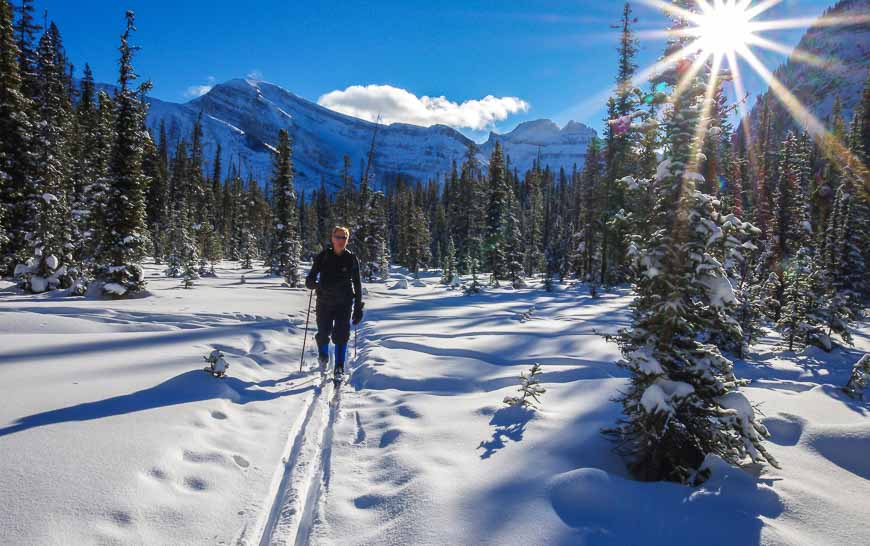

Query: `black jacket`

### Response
(307, 246, 362, 307)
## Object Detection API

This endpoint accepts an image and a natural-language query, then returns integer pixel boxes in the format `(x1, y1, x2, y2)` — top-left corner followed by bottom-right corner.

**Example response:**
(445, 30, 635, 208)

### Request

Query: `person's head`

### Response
(331, 226, 350, 253)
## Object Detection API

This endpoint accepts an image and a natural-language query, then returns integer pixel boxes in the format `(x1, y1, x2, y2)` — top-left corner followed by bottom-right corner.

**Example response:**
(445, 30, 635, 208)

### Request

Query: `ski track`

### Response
(256, 373, 347, 546)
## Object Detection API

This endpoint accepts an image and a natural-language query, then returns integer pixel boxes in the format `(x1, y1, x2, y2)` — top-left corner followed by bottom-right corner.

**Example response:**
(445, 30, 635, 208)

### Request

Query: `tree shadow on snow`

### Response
(477, 405, 535, 459)
(0, 370, 316, 438)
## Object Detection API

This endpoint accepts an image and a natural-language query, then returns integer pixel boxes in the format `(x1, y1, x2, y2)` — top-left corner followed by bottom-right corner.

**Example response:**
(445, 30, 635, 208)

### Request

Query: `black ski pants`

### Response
(315, 300, 352, 347)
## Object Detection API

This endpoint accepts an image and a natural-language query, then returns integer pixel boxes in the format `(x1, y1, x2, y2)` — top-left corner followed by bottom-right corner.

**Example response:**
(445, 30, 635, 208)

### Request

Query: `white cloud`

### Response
(184, 76, 216, 99)
(184, 84, 213, 98)
(317, 84, 529, 130)
(246, 69, 263, 81)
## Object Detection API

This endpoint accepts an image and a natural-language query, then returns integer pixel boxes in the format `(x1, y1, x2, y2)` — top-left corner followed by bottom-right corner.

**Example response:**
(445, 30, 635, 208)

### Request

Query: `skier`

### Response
(305, 226, 365, 381)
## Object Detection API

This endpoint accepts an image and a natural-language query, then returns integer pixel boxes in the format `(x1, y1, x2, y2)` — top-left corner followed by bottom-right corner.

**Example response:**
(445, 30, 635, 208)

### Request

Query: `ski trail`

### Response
(257, 377, 334, 546)
(295, 383, 344, 546)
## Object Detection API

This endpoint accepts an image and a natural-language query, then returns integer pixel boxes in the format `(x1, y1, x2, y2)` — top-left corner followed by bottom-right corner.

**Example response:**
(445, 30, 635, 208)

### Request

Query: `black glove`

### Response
(305, 277, 317, 290)
(352, 301, 365, 325)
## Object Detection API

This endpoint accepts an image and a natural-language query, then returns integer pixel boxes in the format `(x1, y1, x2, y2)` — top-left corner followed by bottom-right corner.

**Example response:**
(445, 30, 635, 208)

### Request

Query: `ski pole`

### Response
(300, 289, 314, 372)
(354, 322, 358, 360)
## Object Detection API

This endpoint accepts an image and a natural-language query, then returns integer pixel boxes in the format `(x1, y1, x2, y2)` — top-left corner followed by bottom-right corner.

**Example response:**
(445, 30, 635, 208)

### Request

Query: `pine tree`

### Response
(484, 141, 509, 282)
(777, 249, 813, 352)
(599, 2, 639, 285)
(13, 0, 40, 99)
(441, 236, 457, 285)
(463, 255, 482, 294)
(607, 2, 777, 484)
(503, 363, 546, 409)
(523, 161, 544, 276)
(0, 0, 33, 273)
(843, 355, 870, 401)
(270, 129, 301, 286)
(145, 119, 168, 263)
(573, 137, 603, 281)
(504, 186, 525, 288)
(94, 11, 151, 297)
(15, 24, 74, 292)
(238, 178, 258, 269)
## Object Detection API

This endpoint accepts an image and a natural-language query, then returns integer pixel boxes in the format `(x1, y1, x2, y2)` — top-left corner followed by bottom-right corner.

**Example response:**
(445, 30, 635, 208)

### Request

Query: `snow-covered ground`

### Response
(1, 262, 867, 545)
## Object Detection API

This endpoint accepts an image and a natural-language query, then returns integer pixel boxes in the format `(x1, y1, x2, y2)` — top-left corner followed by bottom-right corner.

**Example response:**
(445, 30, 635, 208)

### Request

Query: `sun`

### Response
(692, 1, 756, 55)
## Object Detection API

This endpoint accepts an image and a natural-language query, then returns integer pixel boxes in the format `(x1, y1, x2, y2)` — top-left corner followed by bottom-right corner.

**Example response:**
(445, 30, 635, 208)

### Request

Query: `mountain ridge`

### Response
(138, 78, 596, 192)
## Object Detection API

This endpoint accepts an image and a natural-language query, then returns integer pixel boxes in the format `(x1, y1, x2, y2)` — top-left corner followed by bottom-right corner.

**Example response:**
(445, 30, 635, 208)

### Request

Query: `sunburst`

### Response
(631, 0, 870, 191)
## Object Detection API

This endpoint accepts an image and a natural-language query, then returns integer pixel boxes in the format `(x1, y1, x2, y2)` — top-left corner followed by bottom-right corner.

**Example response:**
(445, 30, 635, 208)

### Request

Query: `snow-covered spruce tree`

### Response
(405, 204, 430, 278)
(67, 64, 108, 290)
(523, 162, 544, 277)
(484, 141, 509, 283)
(15, 25, 74, 293)
(238, 178, 261, 269)
(572, 137, 604, 281)
(356, 174, 390, 281)
(82, 90, 115, 269)
(776, 249, 814, 352)
(144, 119, 168, 263)
(706, 209, 762, 356)
(504, 363, 546, 409)
(607, 3, 778, 484)
(94, 11, 150, 297)
(0, 0, 32, 273)
(504, 187, 526, 288)
(441, 236, 457, 284)
(163, 140, 198, 279)
(843, 354, 869, 401)
(599, 2, 640, 285)
(463, 255, 482, 294)
(270, 129, 302, 286)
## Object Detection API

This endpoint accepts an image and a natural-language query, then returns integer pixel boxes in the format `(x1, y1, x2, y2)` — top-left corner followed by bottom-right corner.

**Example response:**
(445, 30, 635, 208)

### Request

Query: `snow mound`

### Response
(390, 279, 409, 290)
(548, 459, 782, 544)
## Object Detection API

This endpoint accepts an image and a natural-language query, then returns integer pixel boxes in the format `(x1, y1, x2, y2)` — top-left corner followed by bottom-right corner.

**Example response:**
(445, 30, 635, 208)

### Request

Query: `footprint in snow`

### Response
(183, 450, 227, 465)
(232, 454, 250, 468)
(148, 467, 169, 481)
(379, 429, 402, 448)
(396, 405, 421, 419)
(210, 410, 228, 420)
(184, 476, 209, 491)
(109, 510, 134, 526)
(353, 494, 386, 509)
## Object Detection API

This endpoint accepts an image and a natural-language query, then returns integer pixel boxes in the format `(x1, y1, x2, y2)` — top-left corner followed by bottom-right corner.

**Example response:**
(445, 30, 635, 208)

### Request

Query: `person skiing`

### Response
(305, 226, 364, 380)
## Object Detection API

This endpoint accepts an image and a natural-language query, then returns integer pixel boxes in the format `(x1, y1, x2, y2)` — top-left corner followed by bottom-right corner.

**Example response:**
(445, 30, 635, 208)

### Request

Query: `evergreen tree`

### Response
(270, 129, 301, 286)
(13, 0, 40, 99)
(484, 142, 509, 282)
(441, 236, 457, 285)
(145, 119, 168, 263)
(94, 11, 151, 297)
(573, 137, 603, 281)
(523, 162, 544, 276)
(0, 0, 33, 273)
(15, 24, 73, 292)
(599, 2, 639, 284)
(503, 363, 546, 409)
(607, 2, 777, 484)
(504, 186, 525, 288)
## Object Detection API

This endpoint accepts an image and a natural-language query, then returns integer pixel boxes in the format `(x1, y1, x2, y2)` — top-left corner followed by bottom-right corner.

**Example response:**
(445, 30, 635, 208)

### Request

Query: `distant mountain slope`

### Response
(744, 0, 870, 140)
(480, 119, 596, 176)
(139, 79, 596, 192)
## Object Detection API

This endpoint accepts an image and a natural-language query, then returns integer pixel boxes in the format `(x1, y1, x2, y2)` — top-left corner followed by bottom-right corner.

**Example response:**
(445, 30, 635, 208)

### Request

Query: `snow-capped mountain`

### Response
(141, 79, 596, 193)
(480, 119, 596, 176)
(745, 0, 869, 139)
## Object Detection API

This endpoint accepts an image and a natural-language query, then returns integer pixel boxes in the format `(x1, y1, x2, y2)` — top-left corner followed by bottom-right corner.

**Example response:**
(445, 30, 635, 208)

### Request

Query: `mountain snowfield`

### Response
(0, 263, 867, 545)
(143, 79, 596, 193)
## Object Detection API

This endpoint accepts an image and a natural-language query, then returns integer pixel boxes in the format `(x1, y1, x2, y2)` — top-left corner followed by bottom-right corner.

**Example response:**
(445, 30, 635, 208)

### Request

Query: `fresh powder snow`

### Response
(1, 261, 868, 545)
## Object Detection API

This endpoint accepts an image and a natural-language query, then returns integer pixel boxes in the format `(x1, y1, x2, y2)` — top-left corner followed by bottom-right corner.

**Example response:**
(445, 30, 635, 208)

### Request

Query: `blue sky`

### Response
(36, 0, 834, 140)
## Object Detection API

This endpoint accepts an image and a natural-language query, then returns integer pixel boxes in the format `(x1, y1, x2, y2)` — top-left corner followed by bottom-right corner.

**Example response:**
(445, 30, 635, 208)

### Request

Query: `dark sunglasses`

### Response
(333, 235, 347, 240)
